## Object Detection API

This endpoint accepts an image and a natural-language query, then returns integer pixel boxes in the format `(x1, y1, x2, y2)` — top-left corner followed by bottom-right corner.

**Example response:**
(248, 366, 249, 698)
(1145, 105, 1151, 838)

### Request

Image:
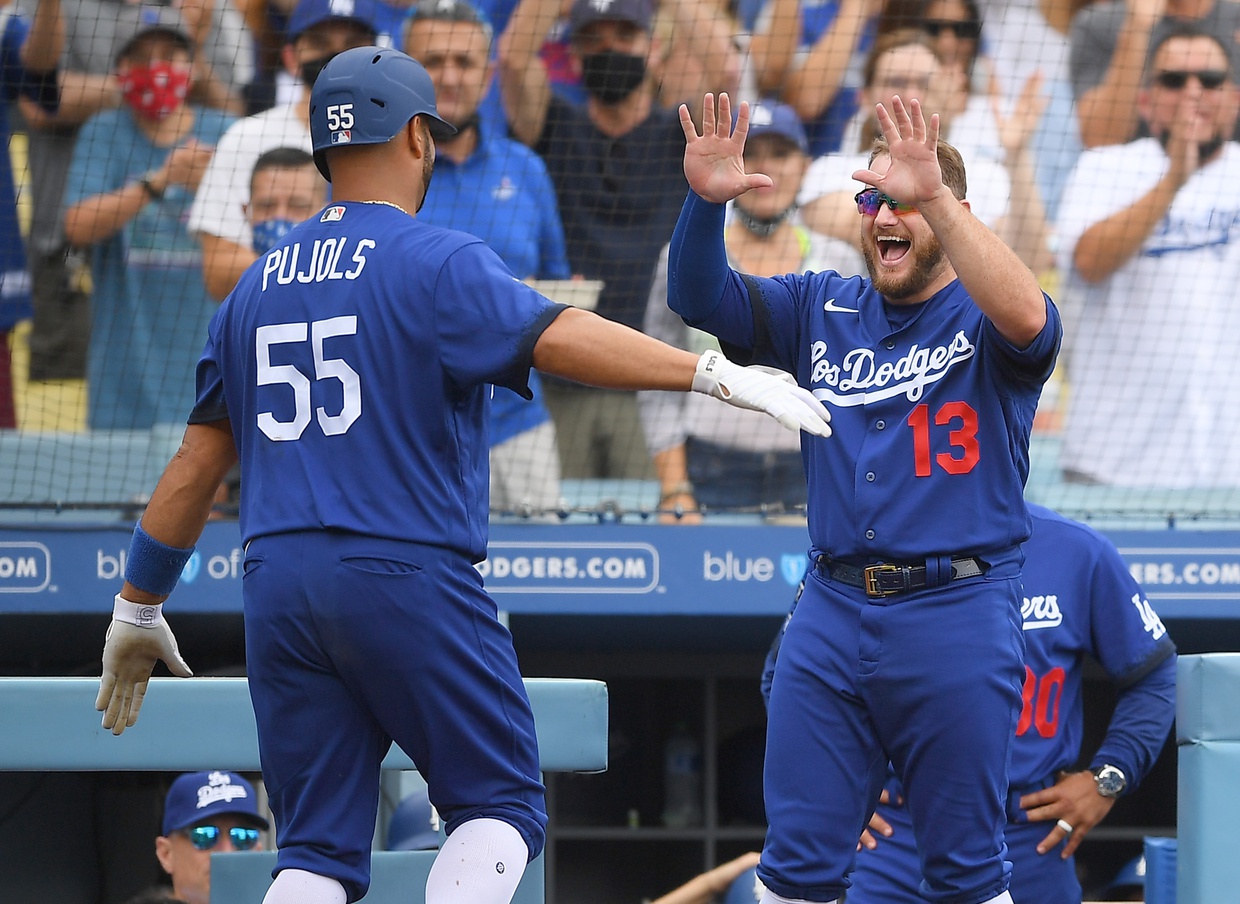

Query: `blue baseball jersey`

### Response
(687, 268, 1061, 561)
(191, 203, 565, 558)
(1010, 504, 1176, 793)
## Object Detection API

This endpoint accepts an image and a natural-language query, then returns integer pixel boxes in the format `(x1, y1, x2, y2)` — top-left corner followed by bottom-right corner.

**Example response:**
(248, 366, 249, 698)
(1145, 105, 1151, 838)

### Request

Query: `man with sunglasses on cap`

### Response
(1058, 23, 1240, 488)
(155, 771, 268, 904)
(669, 92, 1061, 904)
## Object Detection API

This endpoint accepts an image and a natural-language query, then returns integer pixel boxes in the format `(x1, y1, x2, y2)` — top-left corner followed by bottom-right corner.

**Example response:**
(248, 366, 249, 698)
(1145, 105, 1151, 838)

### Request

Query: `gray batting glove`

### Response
(96, 594, 193, 736)
(692, 350, 832, 437)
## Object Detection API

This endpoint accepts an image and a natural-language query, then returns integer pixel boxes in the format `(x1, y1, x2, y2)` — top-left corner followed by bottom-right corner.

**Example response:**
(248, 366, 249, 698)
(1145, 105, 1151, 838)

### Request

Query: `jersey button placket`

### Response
(865, 529, 876, 540)
(866, 472, 875, 482)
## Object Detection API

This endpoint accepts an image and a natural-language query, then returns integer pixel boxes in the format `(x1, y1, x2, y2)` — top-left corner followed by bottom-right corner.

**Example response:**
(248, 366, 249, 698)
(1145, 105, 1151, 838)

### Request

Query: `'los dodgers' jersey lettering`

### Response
(809, 330, 976, 405)
(260, 237, 375, 290)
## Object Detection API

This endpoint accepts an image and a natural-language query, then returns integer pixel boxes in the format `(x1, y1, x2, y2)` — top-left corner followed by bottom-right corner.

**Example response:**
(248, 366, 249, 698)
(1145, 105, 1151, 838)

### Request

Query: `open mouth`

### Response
(877, 235, 911, 265)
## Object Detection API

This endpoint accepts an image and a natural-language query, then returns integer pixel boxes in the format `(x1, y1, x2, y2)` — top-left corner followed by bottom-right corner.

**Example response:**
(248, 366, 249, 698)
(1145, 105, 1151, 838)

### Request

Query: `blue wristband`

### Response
(124, 523, 195, 596)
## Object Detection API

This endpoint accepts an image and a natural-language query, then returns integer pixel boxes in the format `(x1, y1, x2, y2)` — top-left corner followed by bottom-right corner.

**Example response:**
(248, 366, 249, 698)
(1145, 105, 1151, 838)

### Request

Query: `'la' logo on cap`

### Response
(590, 0, 615, 12)
(329, 0, 356, 15)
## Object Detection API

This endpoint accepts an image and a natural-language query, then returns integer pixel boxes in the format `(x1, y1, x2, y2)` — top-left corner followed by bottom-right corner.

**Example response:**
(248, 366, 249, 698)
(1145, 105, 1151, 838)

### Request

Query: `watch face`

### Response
(1096, 766, 1127, 797)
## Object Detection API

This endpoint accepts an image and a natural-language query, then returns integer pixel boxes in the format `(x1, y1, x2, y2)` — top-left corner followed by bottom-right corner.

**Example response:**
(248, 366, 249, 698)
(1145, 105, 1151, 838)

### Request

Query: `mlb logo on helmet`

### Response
(331, 130, 352, 145)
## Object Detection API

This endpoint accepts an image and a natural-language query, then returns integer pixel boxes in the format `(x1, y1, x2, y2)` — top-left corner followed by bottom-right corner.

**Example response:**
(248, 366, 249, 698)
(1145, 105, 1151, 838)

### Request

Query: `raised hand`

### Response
(850, 96, 947, 208)
(679, 93, 774, 204)
(993, 71, 1048, 164)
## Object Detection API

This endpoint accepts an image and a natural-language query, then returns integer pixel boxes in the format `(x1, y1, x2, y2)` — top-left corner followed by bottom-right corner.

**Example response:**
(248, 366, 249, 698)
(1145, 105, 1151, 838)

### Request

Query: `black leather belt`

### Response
(817, 555, 987, 598)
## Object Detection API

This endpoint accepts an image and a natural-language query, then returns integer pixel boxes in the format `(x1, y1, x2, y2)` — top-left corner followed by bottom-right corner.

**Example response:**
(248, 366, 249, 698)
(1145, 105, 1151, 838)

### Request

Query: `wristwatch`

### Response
(1092, 764, 1127, 798)
(139, 175, 164, 200)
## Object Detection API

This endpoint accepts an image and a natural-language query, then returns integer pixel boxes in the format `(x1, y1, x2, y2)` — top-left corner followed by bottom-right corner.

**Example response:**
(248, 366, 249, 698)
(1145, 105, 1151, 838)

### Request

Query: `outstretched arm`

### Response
(853, 97, 1047, 347)
(533, 306, 831, 436)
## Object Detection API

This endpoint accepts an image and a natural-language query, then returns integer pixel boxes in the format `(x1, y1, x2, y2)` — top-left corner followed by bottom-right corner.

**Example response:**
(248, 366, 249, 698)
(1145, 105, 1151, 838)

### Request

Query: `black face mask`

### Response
(733, 202, 797, 239)
(579, 50, 647, 104)
(299, 55, 333, 88)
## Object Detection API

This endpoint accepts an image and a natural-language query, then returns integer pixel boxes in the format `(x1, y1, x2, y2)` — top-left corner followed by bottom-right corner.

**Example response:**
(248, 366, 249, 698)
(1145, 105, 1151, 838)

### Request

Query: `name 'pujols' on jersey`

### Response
(261, 237, 376, 291)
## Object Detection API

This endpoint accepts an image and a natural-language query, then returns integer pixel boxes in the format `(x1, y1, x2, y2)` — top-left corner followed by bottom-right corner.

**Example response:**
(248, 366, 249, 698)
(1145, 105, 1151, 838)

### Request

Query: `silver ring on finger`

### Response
(1056, 818, 1074, 834)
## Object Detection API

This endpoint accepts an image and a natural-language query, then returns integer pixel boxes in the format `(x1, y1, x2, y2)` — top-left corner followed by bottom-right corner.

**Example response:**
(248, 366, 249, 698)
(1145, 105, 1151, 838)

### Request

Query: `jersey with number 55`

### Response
(190, 203, 566, 559)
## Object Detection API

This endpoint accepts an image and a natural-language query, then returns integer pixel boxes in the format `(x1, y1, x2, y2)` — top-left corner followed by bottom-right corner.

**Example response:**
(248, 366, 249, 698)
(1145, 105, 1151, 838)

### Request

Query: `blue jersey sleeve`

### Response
(434, 241, 568, 398)
(1085, 530, 1177, 790)
(980, 294, 1063, 386)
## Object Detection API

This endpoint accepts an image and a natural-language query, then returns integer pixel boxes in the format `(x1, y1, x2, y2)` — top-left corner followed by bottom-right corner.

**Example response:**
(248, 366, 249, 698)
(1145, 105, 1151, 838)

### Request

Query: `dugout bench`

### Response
(0, 676, 609, 904)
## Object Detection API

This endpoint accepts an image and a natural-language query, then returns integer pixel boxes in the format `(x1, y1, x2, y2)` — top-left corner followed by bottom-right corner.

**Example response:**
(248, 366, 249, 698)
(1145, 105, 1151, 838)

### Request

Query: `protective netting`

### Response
(3, 0, 1237, 524)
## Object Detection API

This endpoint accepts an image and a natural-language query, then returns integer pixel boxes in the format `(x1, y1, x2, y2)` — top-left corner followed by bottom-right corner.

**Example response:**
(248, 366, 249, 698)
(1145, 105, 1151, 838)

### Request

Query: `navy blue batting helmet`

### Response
(309, 45, 456, 181)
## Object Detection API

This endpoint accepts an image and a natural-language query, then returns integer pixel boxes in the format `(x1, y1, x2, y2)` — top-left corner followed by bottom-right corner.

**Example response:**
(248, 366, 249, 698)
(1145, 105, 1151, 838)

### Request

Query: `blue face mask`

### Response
(252, 218, 297, 255)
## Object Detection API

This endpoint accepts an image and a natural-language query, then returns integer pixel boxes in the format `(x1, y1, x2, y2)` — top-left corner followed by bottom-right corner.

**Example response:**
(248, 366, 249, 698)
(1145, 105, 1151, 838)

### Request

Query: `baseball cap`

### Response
(161, 771, 269, 835)
(720, 867, 766, 904)
(744, 100, 809, 154)
(310, 46, 455, 180)
(568, 0, 655, 37)
(288, 0, 380, 43)
(386, 788, 442, 851)
(114, 14, 194, 65)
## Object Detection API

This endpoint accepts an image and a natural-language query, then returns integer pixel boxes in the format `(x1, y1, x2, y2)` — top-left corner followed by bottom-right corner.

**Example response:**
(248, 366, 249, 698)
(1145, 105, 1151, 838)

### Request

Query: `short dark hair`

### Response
(868, 135, 968, 201)
(403, 0, 494, 51)
(250, 147, 318, 195)
(1147, 21, 1234, 81)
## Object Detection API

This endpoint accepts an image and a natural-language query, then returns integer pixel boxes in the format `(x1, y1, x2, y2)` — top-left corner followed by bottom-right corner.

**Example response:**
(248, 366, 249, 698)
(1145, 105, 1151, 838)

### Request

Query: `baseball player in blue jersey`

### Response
(762, 504, 1177, 902)
(669, 94, 1062, 904)
(92, 48, 832, 904)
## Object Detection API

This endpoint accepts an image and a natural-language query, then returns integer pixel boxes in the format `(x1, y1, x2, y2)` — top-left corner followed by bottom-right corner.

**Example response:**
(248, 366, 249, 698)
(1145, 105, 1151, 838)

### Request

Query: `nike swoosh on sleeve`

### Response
(823, 298, 859, 313)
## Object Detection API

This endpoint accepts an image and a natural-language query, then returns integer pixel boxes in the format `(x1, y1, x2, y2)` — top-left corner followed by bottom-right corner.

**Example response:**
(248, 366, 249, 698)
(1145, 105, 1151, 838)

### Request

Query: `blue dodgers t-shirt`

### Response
(192, 203, 566, 559)
(418, 127, 571, 445)
(64, 106, 235, 429)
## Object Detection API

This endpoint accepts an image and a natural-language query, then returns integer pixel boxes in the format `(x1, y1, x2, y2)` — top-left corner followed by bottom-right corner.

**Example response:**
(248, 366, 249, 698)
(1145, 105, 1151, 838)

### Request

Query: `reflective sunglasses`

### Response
(854, 188, 918, 217)
(922, 19, 981, 40)
(183, 825, 262, 851)
(1154, 69, 1229, 90)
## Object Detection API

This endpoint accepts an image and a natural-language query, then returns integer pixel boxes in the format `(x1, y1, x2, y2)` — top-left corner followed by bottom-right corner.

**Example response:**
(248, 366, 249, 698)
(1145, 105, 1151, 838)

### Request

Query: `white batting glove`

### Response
(692, 350, 832, 437)
(96, 594, 193, 736)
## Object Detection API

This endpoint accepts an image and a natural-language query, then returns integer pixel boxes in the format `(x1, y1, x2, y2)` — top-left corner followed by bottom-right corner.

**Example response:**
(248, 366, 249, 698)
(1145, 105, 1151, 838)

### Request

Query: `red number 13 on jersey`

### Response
(907, 401, 981, 477)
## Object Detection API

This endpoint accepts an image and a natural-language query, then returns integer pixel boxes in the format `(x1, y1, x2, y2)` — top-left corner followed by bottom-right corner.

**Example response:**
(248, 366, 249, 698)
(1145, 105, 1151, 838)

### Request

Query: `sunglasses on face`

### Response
(1154, 69, 1229, 90)
(854, 188, 918, 217)
(922, 19, 981, 40)
(183, 825, 262, 851)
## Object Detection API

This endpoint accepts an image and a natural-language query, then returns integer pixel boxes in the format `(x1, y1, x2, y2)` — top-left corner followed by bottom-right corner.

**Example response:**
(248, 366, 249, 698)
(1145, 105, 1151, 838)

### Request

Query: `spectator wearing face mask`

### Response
(497, 0, 740, 480)
(187, 0, 380, 301)
(62, 22, 235, 430)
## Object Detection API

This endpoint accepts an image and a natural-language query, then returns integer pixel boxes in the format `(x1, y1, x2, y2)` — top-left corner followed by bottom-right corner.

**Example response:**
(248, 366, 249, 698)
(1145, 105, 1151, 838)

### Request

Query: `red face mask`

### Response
(119, 61, 190, 120)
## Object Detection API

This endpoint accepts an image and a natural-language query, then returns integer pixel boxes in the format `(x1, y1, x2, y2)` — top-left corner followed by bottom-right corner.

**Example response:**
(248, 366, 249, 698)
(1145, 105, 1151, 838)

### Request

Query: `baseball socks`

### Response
(425, 816, 530, 904)
(261, 867, 346, 904)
